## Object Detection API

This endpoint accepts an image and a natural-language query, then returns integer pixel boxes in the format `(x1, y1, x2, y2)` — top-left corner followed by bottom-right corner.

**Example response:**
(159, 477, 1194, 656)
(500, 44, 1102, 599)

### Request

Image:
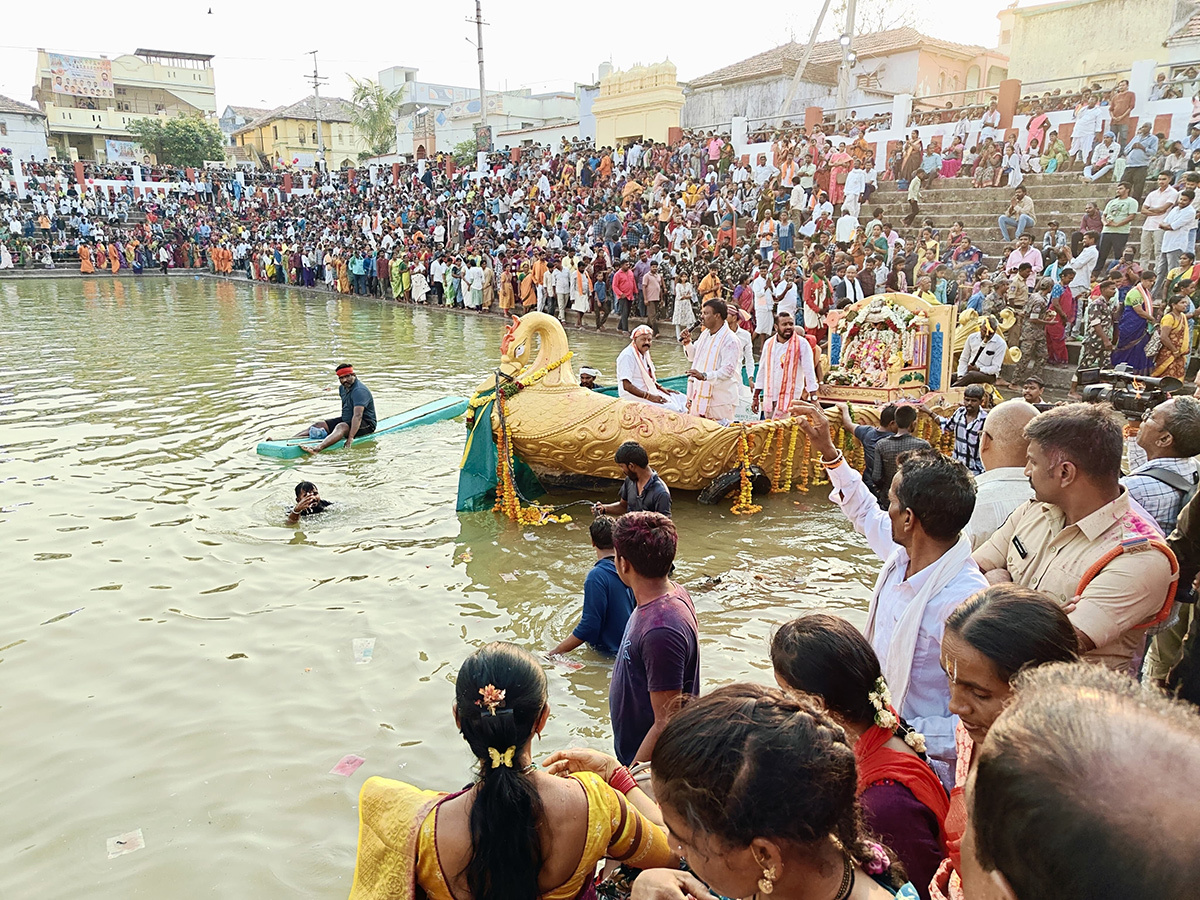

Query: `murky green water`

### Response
(0, 276, 877, 898)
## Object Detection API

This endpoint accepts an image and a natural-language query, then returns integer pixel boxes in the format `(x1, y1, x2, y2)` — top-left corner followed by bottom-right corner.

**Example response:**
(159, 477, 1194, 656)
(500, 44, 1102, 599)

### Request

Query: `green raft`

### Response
(256, 396, 469, 459)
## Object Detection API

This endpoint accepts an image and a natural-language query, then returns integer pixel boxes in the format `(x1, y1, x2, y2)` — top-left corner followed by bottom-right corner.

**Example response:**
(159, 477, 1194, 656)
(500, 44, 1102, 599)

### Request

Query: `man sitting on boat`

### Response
(681, 298, 741, 425)
(616, 326, 687, 412)
(752, 311, 818, 419)
(297, 363, 377, 454)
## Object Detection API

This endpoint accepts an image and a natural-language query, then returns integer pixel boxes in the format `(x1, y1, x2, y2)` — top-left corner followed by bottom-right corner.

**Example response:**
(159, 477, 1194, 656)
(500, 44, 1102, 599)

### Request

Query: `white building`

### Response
(380, 66, 589, 157)
(0, 94, 50, 162)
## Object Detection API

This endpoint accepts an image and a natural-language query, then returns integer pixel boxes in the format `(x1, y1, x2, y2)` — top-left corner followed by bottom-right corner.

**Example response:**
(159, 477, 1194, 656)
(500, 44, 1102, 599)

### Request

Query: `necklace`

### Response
(832, 854, 854, 900)
(521, 762, 538, 774)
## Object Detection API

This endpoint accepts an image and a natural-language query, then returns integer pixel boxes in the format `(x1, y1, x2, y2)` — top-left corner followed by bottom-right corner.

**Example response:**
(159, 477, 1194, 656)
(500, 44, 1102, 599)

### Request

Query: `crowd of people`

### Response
(348, 387, 1200, 900)
(5, 98, 1200, 900)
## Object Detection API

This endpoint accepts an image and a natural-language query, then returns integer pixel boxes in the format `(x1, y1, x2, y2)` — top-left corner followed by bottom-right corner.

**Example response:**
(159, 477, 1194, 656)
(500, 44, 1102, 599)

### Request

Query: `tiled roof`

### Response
(688, 27, 991, 89)
(226, 105, 269, 119)
(1168, 11, 1200, 45)
(0, 93, 46, 118)
(234, 95, 358, 134)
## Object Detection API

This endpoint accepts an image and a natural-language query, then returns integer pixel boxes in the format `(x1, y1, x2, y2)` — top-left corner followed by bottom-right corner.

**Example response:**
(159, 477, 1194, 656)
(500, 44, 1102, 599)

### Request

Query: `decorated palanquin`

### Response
(821, 293, 957, 403)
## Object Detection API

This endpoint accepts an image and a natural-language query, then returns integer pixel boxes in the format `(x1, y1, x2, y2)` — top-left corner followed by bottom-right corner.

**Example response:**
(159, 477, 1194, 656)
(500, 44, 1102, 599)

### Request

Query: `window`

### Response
(299, 132, 305, 145)
(1000, 29, 1012, 44)
(312, 130, 317, 144)
(273, 126, 278, 139)
(116, 87, 127, 96)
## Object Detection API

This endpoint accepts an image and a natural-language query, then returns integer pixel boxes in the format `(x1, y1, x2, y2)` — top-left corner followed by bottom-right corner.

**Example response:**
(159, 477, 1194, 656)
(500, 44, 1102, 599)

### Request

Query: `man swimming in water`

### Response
(286, 481, 332, 524)
(297, 363, 377, 454)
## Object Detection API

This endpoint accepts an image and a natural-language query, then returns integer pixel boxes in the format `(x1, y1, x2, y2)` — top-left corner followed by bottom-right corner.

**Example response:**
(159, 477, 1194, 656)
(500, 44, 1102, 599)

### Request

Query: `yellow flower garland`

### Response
(730, 428, 762, 515)
(780, 422, 800, 493)
(493, 390, 573, 527)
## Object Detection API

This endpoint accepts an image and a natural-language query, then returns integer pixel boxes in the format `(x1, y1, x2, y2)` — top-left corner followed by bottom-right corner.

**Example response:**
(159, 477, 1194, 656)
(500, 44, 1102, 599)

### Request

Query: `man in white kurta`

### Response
(616, 325, 687, 412)
(684, 301, 742, 424)
(752, 312, 818, 418)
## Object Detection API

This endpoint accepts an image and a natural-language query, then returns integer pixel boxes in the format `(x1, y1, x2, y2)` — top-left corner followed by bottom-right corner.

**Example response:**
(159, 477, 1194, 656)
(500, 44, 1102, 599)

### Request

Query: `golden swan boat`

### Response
(467, 312, 776, 493)
(457, 311, 957, 515)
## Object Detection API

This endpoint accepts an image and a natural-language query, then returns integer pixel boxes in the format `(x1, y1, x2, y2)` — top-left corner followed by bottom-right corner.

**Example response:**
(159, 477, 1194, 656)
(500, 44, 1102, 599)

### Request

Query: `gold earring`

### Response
(758, 864, 777, 895)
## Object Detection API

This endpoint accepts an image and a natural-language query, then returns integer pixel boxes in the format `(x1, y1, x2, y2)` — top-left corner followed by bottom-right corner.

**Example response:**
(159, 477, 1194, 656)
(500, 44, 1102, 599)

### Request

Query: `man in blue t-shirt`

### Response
(298, 363, 377, 454)
(609, 512, 700, 765)
(836, 401, 896, 494)
(548, 516, 635, 658)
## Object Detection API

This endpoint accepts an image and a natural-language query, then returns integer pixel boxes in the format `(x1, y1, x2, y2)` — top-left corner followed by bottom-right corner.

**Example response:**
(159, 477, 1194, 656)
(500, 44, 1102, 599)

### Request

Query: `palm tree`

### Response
(348, 76, 401, 158)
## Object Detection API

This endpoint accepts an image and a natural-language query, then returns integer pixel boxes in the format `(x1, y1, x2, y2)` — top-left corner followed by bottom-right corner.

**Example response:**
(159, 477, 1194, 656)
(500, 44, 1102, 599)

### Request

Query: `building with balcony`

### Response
(0, 94, 50, 161)
(31, 48, 217, 162)
(231, 95, 368, 169)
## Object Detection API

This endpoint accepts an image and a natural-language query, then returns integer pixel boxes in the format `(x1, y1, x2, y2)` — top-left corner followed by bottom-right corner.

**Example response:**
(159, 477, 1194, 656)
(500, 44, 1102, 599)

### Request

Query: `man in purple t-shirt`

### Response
(609, 512, 700, 765)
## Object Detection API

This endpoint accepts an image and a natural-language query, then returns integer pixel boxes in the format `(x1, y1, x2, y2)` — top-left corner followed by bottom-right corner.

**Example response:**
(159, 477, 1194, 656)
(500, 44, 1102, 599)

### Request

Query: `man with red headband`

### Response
(297, 363, 377, 454)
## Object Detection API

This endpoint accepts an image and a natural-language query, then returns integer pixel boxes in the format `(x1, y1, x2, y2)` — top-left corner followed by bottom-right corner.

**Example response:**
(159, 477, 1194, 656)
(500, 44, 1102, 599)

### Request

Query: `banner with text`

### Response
(49, 53, 114, 98)
(104, 140, 143, 164)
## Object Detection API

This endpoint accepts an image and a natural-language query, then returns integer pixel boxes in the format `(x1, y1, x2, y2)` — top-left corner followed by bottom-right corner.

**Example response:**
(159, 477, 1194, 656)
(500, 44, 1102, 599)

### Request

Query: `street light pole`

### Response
(836, 0, 857, 115)
(472, 0, 488, 132)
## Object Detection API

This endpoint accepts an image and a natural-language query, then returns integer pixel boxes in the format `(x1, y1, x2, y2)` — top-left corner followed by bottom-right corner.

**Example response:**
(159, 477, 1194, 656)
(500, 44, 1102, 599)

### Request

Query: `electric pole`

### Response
(466, 1, 489, 145)
(836, 0, 857, 115)
(307, 50, 329, 171)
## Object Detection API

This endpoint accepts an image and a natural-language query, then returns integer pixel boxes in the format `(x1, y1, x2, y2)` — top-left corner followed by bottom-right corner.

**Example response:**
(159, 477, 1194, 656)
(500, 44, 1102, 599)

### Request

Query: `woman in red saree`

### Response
(929, 586, 1078, 900)
(1045, 271, 1075, 364)
(772, 614, 949, 900)
(827, 144, 853, 207)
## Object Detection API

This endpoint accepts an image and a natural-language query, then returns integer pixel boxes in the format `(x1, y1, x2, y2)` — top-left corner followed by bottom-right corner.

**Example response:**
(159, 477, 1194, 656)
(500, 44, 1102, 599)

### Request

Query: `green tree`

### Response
(453, 138, 478, 167)
(347, 76, 401, 158)
(127, 116, 225, 167)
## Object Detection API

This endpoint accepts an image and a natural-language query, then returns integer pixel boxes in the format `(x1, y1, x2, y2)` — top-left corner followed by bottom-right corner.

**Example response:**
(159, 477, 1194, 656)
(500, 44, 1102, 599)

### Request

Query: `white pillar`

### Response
(1129, 58, 1156, 119)
(731, 116, 749, 158)
(892, 94, 913, 134)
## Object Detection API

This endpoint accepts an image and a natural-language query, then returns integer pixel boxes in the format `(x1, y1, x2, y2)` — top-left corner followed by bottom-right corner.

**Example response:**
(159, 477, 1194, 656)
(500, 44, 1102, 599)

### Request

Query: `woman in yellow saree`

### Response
(347, 643, 674, 900)
(1151, 293, 1192, 379)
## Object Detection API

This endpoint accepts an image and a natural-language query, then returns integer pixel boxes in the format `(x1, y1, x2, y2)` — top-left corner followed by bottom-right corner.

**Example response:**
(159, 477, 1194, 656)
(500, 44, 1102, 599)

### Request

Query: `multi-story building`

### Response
(31, 48, 217, 162)
(218, 105, 269, 145)
(231, 95, 367, 169)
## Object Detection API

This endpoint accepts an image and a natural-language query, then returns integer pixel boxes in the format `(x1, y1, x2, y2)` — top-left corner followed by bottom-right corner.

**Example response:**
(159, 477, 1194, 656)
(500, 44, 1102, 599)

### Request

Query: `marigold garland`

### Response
(780, 421, 800, 492)
(466, 351, 575, 426)
(730, 427, 762, 515)
(493, 390, 573, 527)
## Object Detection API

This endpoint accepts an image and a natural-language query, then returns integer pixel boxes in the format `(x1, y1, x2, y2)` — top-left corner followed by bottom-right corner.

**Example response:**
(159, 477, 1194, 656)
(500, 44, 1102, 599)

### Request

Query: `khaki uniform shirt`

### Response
(972, 492, 1175, 673)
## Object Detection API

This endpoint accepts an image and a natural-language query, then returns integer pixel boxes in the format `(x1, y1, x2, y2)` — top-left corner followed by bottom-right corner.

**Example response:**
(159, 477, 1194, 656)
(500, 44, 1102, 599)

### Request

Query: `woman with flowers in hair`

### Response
(928, 585, 1078, 900)
(772, 614, 948, 900)
(348, 642, 675, 900)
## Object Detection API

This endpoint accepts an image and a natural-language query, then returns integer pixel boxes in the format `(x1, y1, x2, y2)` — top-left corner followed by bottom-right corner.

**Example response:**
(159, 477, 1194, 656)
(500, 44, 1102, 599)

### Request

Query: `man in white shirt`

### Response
(752, 312, 817, 419)
(683, 298, 742, 424)
(1071, 96, 1106, 163)
(751, 268, 775, 341)
(964, 399, 1038, 549)
(835, 209, 859, 245)
(843, 160, 867, 218)
(773, 264, 800, 319)
(1142, 172, 1181, 285)
(979, 100, 1002, 144)
(1157, 189, 1199, 299)
(791, 400, 988, 786)
(752, 154, 779, 187)
(955, 316, 1010, 386)
(1083, 133, 1122, 183)
(1070, 232, 1099, 297)
(615, 326, 687, 412)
